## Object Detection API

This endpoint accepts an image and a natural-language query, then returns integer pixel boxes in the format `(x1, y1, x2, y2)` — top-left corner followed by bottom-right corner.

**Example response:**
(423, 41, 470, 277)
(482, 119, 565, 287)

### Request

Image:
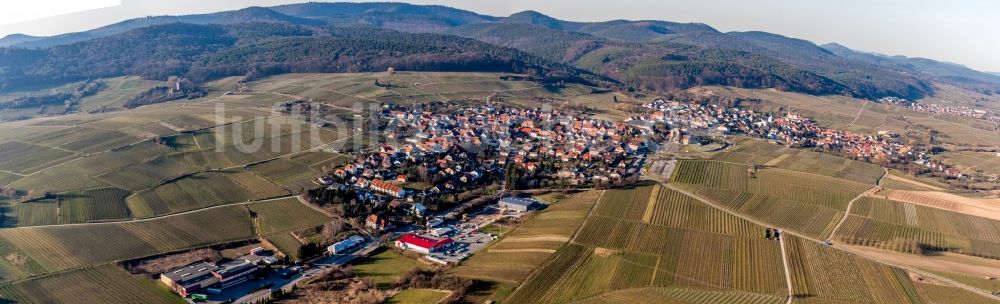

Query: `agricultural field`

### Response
(712, 139, 885, 185)
(248, 158, 323, 193)
(504, 185, 787, 304)
(575, 287, 784, 304)
(57, 187, 132, 224)
(247, 197, 331, 236)
(785, 234, 938, 304)
(0, 264, 182, 304)
(936, 151, 1000, 178)
(77, 77, 168, 112)
(0, 204, 254, 278)
(452, 190, 600, 284)
(835, 196, 1000, 258)
(126, 170, 288, 218)
(672, 159, 870, 238)
(0, 142, 77, 175)
(388, 288, 451, 304)
(914, 281, 1000, 304)
(354, 248, 429, 289)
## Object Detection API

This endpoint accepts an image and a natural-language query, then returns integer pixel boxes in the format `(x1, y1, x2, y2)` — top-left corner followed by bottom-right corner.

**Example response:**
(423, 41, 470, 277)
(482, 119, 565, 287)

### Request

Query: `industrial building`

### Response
(159, 262, 219, 297)
(395, 233, 455, 254)
(499, 196, 541, 212)
(213, 261, 258, 289)
(327, 235, 366, 254)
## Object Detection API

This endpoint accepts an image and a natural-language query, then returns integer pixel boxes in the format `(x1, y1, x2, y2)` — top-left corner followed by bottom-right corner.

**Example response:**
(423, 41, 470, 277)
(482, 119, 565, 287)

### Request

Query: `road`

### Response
(663, 183, 1000, 301)
(233, 240, 383, 304)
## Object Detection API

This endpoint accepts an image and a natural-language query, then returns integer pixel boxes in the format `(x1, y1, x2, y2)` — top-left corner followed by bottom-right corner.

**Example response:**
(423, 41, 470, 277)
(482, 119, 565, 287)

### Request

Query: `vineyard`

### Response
(0, 142, 77, 175)
(452, 190, 599, 283)
(784, 235, 924, 303)
(835, 196, 1000, 258)
(12, 200, 59, 227)
(58, 187, 132, 224)
(915, 281, 1000, 303)
(578, 287, 784, 304)
(712, 139, 885, 185)
(672, 160, 865, 239)
(505, 186, 786, 303)
(126, 170, 288, 218)
(247, 197, 331, 235)
(0, 264, 182, 304)
(248, 158, 322, 193)
(0, 205, 254, 276)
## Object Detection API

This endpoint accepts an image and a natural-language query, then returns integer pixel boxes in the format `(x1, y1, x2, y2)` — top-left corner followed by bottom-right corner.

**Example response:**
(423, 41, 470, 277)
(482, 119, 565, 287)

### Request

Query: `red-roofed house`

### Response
(395, 234, 455, 254)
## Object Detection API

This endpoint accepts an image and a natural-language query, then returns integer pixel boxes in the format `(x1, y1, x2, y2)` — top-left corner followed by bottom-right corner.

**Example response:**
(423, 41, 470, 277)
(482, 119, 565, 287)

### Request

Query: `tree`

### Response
(321, 218, 345, 241)
(297, 242, 323, 260)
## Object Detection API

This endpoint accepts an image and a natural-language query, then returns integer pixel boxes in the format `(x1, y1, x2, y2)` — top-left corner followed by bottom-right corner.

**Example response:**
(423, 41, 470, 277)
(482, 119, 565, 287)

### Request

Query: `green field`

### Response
(354, 248, 428, 289)
(388, 288, 451, 304)
(0, 264, 182, 304)
(835, 196, 1000, 258)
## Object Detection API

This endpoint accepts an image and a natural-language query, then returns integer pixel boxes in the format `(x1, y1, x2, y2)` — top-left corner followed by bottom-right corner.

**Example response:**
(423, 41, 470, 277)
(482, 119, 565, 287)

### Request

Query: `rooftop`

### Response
(162, 262, 218, 283)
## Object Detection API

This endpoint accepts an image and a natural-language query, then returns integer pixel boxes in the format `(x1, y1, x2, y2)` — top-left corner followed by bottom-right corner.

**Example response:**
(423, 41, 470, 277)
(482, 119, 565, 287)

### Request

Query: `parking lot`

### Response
(427, 231, 494, 264)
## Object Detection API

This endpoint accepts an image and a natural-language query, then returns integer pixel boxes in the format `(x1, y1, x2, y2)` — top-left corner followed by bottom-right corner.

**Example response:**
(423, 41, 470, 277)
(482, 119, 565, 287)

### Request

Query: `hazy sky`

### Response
(3, 0, 998, 72)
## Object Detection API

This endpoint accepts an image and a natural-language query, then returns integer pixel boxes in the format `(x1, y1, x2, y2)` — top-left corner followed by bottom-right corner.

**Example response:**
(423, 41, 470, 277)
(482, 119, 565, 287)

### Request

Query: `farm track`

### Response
(570, 190, 605, 243)
(827, 186, 881, 242)
(664, 183, 1000, 301)
(779, 234, 793, 304)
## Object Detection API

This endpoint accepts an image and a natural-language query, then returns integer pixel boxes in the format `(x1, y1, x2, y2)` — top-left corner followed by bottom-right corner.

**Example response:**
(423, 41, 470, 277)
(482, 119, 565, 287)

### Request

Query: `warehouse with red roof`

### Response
(395, 233, 455, 254)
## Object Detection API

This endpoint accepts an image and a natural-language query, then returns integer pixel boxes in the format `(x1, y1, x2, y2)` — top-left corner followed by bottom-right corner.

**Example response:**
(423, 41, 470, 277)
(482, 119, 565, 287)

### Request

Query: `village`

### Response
(148, 92, 997, 303)
(631, 99, 965, 178)
(879, 96, 1000, 124)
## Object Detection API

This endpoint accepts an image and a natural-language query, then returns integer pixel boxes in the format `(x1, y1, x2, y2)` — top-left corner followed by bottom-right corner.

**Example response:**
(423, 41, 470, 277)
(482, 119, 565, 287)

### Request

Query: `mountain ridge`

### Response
(0, 2, 996, 99)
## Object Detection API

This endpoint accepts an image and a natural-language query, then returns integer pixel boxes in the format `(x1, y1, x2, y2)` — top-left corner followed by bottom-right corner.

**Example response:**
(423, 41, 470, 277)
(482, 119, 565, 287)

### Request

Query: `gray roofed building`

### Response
(499, 196, 541, 212)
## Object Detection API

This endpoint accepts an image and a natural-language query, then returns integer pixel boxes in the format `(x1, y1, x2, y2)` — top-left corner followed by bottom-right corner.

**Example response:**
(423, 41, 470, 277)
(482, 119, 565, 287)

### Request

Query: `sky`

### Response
(2, 0, 998, 72)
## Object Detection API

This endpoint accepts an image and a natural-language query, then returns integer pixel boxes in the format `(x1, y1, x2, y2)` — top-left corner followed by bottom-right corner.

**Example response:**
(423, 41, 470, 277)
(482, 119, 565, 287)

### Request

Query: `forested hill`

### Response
(0, 23, 602, 91)
(1, 2, 997, 99)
